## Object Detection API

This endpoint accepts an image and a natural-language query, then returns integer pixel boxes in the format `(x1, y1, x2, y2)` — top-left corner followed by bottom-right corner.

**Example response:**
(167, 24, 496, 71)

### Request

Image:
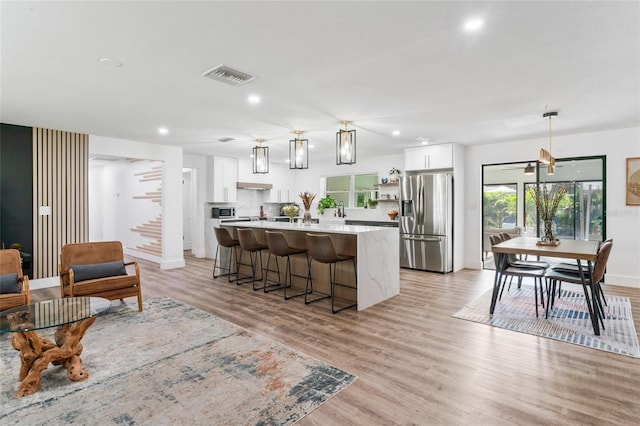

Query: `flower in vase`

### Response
(282, 205, 299, 221)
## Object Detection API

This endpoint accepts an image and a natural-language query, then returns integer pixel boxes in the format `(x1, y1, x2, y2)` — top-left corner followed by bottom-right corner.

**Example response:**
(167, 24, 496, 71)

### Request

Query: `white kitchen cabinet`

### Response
(266, 187, 294, 203)
(207, 156, 238, 202)
(404, 143, 453, 171)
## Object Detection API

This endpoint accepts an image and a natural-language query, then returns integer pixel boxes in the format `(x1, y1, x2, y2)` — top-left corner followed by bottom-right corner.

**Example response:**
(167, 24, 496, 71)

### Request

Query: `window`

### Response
(325, 173, 378, 208)
(483, 184, 518, 229)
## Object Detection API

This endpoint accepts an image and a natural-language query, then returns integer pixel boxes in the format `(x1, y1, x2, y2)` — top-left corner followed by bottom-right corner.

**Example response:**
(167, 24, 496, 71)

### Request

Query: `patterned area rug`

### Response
(453, 285, 640, 358)
(0, 297, 357, 424)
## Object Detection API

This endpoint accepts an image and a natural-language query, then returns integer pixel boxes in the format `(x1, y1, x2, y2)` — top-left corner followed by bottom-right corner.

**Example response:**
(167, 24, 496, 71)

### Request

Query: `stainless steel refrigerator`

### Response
(399, 173, 453, 272)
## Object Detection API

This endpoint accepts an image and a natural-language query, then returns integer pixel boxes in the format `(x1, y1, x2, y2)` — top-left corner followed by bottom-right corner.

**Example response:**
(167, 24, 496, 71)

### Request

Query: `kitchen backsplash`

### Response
(207, 189, 399, 220)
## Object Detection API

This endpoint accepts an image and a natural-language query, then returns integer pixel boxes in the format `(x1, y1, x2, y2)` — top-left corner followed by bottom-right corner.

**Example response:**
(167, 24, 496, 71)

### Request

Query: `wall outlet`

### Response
(39, 206, 51, 216)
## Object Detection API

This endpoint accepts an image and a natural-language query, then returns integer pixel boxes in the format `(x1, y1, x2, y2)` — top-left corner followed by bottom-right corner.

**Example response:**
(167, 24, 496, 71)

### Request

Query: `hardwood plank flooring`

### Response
(30, 253, 640, 425)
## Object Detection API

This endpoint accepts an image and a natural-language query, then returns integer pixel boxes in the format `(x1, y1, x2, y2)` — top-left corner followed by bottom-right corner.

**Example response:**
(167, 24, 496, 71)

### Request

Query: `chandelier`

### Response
(289, 131, 308, 169)
(336, 121, 356, 165)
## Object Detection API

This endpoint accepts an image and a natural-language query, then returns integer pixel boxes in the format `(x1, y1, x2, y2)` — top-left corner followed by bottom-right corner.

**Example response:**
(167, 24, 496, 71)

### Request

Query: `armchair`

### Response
(59, 241, 143, 312)
(0, 249, 30, 311)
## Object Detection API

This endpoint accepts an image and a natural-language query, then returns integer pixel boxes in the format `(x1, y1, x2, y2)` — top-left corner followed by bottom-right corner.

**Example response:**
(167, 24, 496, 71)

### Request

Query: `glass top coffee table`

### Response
(0, 297, 111, 398)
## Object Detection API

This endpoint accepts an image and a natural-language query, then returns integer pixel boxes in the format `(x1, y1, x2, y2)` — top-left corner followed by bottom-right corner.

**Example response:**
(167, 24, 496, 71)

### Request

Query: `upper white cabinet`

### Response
(405, 143, 453, 171)
(207, 156, 238, 202)
(266, 187, 293, 203)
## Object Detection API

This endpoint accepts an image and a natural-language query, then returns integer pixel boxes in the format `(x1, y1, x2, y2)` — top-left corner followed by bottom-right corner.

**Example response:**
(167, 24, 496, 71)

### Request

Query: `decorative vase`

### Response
(543, 219, 555, 242)
(289, 216, 295, 223)
(304, 209, 312, 226)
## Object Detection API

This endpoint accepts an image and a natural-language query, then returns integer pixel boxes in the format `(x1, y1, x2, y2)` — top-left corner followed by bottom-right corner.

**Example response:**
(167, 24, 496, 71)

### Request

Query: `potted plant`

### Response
(367, 199, 378, 209)
(317, 195, 338, 215)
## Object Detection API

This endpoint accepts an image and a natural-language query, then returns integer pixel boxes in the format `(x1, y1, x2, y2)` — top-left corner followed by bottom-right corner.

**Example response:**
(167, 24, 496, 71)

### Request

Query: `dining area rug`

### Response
(453, 285, 640, 358)
(0, 297, 357, 425)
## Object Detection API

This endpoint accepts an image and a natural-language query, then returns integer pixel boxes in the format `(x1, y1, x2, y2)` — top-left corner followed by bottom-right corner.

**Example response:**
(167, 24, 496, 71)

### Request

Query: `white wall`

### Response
(89, 135, 185, 269)
(465, 126, 640, 287)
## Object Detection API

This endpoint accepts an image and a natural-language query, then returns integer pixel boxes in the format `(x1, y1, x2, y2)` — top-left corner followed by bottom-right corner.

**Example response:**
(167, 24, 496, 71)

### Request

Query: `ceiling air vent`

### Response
(217, 137, 235, 143)
(202, 64, 256, 86)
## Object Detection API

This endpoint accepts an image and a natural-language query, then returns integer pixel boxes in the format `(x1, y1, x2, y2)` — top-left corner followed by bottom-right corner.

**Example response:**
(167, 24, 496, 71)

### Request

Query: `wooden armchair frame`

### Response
(59, 241, 143, 312)
(0, 249, 30, 311)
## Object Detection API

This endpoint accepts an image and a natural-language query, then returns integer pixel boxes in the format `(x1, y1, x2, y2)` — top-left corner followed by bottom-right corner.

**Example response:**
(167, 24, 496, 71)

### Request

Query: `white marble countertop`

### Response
(222, 220, 392, 235)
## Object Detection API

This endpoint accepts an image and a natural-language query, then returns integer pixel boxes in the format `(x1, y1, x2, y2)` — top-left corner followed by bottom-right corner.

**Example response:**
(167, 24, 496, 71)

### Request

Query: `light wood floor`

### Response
(31, 253, 640, 425)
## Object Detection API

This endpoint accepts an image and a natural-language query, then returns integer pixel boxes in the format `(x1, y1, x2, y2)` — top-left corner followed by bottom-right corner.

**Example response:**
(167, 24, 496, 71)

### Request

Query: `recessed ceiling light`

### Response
(248, 95, 261, 104)
(463, 18, 484, 32)
(99, 57, 123, 68)
(158, 127, 169, 135)
(421, 140, 430, 145)
(309, 144, 314, 149)
(285, 159, 291, 163)
(392, 130, 400, 136)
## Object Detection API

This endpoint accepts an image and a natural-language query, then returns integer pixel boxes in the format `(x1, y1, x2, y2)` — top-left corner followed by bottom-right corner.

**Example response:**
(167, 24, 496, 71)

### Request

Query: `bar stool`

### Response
(263, 231, 309, 300)
(305, 233, 357, 314)
(213, 227, 240, 282)
(236, 228, 269, 290)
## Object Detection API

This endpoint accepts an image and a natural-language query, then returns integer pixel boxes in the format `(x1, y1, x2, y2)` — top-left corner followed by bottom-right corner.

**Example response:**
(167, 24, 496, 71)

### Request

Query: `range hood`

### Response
(236, 182, 273, 190)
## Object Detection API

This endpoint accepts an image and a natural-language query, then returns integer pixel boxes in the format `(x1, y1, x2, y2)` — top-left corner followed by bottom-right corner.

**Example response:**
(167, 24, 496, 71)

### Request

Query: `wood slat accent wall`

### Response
(32, 128, 89, 278)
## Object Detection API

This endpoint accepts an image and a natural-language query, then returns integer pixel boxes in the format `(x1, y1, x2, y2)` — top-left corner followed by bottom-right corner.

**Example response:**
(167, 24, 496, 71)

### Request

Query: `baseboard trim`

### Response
(160, 258, 186, 269)
(605, 274, 640, 288)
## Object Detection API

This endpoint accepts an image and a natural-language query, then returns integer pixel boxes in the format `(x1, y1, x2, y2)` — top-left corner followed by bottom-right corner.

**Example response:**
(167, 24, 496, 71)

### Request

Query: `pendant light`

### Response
(289, 130, 308, 169)
(540, 110, 558, 175)
(336, 121, 356, 165)
(252, 139, 269, 174)
(524, 162, 535, 175)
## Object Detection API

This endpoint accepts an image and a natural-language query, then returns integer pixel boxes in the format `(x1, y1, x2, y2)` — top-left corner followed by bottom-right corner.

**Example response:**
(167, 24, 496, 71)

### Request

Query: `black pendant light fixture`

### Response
(336, 120, 356, 165)
(252, 139, 269, 174)
(289, 130, 308, 169)
(524, 162, 536, 175)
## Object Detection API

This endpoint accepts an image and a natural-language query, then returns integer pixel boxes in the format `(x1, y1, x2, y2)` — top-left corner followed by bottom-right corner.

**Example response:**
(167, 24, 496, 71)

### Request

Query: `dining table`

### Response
(490, 237, 602, 335)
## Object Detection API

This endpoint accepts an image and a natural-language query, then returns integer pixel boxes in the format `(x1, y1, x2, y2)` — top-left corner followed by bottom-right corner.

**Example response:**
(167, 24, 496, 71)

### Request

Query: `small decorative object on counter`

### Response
(388, 209, 399, 220)
(282, 205, 299, 223)
(299, 191, 316, 226)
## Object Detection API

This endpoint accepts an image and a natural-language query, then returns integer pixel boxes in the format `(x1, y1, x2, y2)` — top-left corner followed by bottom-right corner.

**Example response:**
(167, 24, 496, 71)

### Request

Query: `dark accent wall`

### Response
(0, 123, 33, 276)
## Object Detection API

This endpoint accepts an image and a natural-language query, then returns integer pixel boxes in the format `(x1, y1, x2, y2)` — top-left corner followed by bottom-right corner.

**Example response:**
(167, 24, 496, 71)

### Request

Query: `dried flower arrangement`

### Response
(529, 183, 568, 241)
(298, 192, 316, 210)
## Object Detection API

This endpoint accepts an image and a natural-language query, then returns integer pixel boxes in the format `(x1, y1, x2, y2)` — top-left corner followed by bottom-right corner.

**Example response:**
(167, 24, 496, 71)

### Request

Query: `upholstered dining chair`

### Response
(0, 249, 30, 311)
(548, 238, 612, 307)
(545, 239, 613, 325)
(490, 235, 546, 317)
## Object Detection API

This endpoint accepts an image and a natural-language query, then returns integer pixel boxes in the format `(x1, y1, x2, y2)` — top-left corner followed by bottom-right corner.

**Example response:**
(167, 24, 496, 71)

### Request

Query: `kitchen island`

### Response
(221, 221, 399, 310)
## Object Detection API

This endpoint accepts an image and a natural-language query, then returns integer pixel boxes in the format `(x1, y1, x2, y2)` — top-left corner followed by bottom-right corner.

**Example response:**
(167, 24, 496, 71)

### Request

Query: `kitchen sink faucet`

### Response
(338, 201, 346, 218)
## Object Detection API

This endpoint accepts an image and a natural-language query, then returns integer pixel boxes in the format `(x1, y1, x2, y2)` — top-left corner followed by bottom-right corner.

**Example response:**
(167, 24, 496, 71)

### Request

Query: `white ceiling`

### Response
(2, 1, 639, 165)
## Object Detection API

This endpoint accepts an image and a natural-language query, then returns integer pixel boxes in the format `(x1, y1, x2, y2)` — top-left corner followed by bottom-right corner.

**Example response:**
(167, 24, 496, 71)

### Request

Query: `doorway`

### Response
(481, 156, 606, 269)
(182, 169, 195, 251)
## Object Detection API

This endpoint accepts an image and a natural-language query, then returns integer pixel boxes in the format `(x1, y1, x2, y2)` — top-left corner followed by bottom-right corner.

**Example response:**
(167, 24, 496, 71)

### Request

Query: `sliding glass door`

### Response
(482, 156, 605, 269)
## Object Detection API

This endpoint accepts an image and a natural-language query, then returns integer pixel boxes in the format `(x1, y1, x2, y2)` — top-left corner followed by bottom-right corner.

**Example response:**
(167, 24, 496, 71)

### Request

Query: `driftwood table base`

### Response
(10, 317, 96, 398)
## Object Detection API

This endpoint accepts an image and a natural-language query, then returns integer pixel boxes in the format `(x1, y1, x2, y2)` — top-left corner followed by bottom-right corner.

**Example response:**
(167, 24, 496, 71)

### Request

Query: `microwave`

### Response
(212, 207, 235, 218)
